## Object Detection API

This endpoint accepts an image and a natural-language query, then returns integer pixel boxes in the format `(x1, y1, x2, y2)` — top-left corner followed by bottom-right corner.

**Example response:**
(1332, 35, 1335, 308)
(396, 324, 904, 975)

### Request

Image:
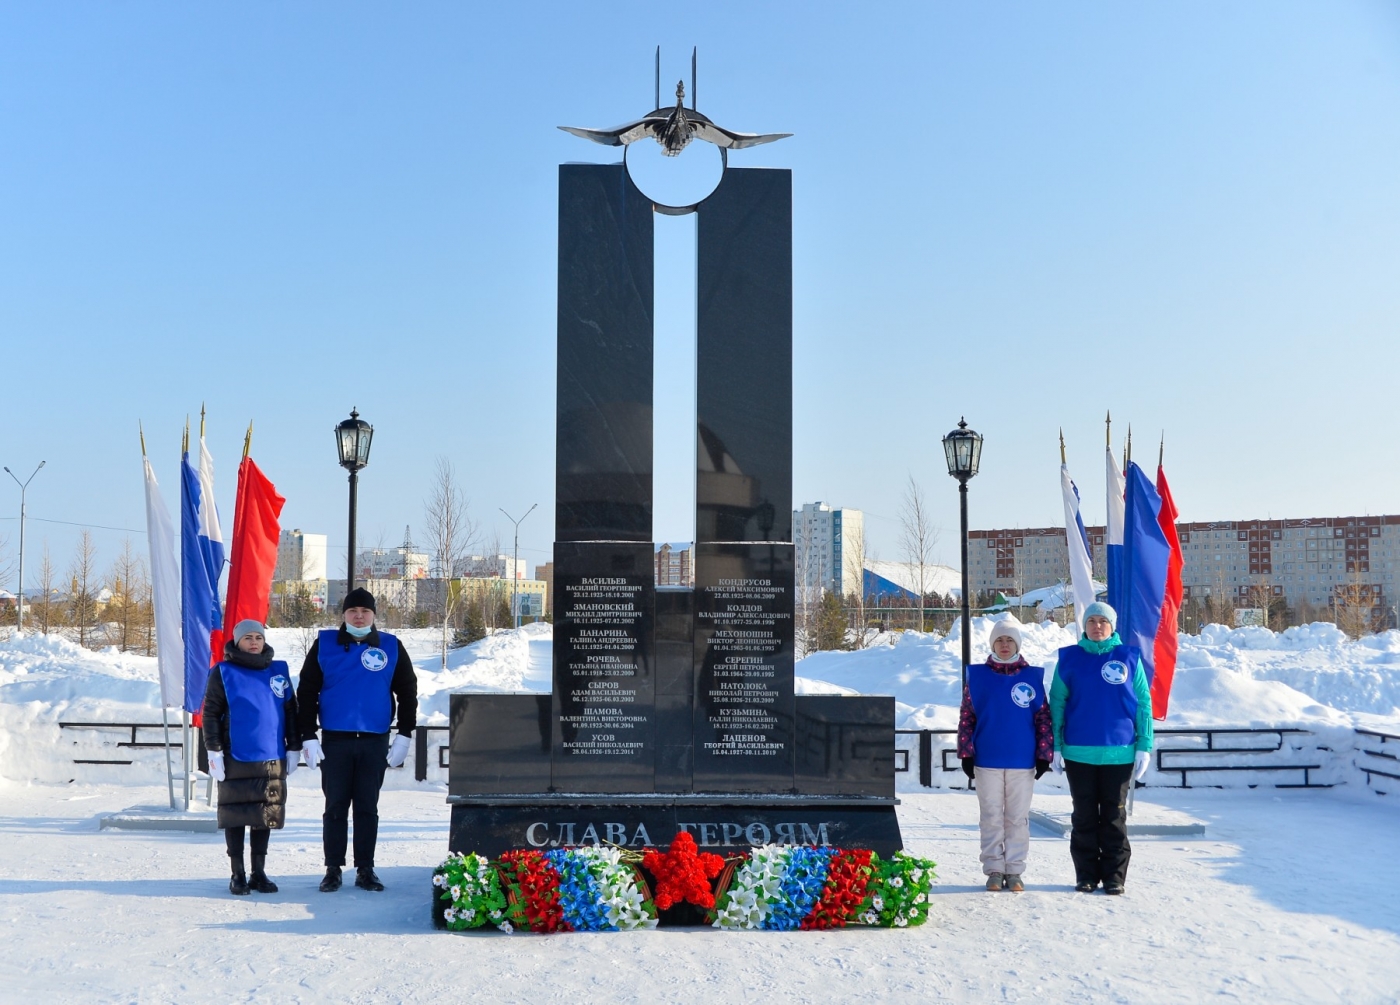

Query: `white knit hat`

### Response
(988, 616, 1022, 656)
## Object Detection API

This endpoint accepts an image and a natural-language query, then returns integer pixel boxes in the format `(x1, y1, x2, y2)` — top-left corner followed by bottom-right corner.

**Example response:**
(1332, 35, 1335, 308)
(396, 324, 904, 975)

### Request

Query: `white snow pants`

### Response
(975, 766, 1036, 876)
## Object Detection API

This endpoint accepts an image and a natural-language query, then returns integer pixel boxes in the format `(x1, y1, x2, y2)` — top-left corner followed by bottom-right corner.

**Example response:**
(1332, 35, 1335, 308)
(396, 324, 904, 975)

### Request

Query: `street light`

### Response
(942, 418, 983, 691)
(499, 504, 538, 628)
(335, 408, 373, 592)
(4, 461, 45, 634)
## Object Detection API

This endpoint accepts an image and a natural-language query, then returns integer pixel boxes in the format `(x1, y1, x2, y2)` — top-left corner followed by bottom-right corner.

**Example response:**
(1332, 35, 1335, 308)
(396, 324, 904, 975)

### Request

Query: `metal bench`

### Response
(1153, 727, 1331, 788)
(1356, 727, 1400, 792)
(57, 721, 183, 765)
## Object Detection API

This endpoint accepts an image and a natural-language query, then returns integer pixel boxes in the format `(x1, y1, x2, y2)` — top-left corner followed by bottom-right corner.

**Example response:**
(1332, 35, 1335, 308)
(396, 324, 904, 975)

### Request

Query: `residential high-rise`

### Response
(793, 502, 864, 599)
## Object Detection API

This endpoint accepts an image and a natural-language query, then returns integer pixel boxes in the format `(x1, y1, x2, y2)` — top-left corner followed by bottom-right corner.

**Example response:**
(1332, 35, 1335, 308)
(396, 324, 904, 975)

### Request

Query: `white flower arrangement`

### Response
(713, 845, 792, 930)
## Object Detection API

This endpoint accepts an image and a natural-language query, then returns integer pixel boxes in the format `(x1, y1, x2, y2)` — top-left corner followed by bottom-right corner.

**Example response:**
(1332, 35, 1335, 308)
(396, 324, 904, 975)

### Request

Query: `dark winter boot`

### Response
(248, 855, 278, 894)
(319, 866, 343, 893)
(355, 867, 385, 892)
(229, 859, 250, 896)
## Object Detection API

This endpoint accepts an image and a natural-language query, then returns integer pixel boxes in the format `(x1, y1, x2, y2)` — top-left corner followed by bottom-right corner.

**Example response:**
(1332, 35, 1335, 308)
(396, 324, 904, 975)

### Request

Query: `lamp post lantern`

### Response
(4, 461, 45, 634)
(942, 418, 983, 691)
(335, 409, 373, 592)
(499, 504, 538, 628)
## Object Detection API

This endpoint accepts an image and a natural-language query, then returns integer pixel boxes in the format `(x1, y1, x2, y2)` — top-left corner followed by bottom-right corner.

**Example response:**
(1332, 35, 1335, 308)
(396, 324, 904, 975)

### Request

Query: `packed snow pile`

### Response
(2, 617, 1399, 784)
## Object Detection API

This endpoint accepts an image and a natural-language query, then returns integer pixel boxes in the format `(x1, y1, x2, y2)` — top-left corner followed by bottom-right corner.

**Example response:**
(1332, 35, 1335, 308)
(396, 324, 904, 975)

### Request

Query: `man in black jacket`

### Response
(297, 588, 417, 892)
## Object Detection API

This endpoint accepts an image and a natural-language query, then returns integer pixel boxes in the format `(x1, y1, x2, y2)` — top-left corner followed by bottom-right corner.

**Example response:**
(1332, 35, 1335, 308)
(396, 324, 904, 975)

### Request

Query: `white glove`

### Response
(208, 750, 225, 782)
(302, 738, 323, 767)
(1133, 750, 1151, 782)
(387, 734, 411, 768)
(1052, 751, 1065, 775)
(285, 752, 300, 776)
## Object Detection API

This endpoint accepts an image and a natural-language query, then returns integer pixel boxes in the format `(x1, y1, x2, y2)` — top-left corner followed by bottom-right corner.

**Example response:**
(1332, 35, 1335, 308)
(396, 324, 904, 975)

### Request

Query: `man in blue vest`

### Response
(297, 587, 418, 892)
(1049, 601, 1153, 895)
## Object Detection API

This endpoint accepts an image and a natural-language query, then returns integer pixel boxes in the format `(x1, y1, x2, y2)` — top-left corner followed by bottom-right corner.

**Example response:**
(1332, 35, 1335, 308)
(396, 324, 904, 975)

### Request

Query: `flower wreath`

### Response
(712, 846, 935, 931)
(432, 852, 511, 932)
(496, 847, 657, 933)
(433, 839, 934, 933)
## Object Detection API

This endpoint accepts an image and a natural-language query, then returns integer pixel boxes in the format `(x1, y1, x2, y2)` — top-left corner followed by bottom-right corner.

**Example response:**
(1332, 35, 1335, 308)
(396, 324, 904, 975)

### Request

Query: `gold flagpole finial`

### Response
(1159, 432, 1165, 468)
(1125, 425, 1133, 467)
(182, 416, 189, 454)
(242, 421, 253, 459)
(139, 422, 147, 458)
(200, 403, 206, 440)
(1105, 410, 1112, 448)
(1059, 428, 1066, 465)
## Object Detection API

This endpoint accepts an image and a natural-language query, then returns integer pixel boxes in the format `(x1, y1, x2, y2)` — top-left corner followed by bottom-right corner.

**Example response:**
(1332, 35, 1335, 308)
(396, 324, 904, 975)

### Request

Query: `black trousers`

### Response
(224, 826, 270, 860)
(321, 731, 390, 869)
(1064, 759, 1134, 887)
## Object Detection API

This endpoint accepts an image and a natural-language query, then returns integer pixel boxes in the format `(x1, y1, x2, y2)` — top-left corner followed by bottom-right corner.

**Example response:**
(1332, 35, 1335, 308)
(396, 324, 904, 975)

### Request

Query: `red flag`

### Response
(1150, 465, 1184, 719)
(215, 455, 286, 660)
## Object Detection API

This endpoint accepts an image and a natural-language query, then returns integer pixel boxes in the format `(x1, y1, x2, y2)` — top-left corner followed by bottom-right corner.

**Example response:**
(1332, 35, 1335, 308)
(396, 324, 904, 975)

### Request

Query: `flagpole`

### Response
(144, 424, 180, 811)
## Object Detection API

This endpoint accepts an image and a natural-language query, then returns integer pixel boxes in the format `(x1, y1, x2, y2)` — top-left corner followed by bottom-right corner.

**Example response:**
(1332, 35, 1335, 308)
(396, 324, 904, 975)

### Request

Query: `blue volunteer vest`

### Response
(968, 663, 1046, 769)
(219, 661, 291, 763)
(317, 629, 399, 733)
(1056, 643, 1140, 747)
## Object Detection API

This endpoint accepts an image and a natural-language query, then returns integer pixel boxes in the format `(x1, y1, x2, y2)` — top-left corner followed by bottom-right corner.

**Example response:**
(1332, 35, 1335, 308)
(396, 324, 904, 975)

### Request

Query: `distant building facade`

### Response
(535, 562, 554, 618)
(793, 502, 864, 599)
(357, 546, 430, 581)
(454, 554, 527, 580)
(655, 543, 694, 587)
(968, 515, 1400, 616)
(276, 529, 328, 582)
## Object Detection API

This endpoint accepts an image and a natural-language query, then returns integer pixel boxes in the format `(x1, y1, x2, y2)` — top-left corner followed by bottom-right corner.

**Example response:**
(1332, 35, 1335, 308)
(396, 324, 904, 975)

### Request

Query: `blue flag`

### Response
(1121, 461, 1171, 684)
(180, 436, 225, 713)
(1105, 445, 1126, 614)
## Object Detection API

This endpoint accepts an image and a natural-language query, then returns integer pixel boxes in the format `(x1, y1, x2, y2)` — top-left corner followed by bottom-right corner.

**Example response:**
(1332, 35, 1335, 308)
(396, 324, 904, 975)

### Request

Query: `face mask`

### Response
(344, 620, 373, 639)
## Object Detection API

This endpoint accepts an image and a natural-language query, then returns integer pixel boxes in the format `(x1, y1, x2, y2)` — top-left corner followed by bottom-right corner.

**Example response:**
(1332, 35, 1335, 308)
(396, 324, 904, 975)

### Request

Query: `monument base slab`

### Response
(446, 793, 903, 859)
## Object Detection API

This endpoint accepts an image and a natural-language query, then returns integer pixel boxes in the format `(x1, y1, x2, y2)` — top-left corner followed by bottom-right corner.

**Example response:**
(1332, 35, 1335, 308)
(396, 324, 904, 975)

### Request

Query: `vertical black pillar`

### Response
(692, 168, 796, 793)
(552, 163, 657, 793)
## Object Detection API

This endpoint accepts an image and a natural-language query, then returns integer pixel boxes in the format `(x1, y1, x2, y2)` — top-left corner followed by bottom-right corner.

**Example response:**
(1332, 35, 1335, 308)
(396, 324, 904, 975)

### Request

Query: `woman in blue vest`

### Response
(1049, 601, 1154, 895)
(296, 587, 418, 893)
(957, 616, 1053, 892)
(202, 620, 302, 896)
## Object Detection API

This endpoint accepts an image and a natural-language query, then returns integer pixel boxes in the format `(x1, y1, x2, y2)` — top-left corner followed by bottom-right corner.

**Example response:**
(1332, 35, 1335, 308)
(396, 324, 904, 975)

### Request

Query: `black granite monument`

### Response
(447, 71, 901, 860)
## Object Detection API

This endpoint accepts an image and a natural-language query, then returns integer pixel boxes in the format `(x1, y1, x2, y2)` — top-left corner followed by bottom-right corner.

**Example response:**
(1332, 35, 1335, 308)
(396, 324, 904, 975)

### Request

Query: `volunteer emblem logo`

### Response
(270, 674, 289, 698)
(1101, 660, 1130, 685)
(361, 647, 390, 672)
(1010, 682, 1036, 708)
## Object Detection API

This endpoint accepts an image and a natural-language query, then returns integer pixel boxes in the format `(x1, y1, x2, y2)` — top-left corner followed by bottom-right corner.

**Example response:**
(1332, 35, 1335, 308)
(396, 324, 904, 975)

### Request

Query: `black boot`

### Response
(355, 867, 384, 891)
(249, 855, 278, 894)
(319, 866, 343, 892)
(229, 858, 250, 896)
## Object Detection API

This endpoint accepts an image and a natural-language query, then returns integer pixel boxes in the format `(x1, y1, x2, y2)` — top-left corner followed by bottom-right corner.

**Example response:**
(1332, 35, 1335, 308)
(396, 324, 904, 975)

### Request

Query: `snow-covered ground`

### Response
(1, 780, 1396, 1004)
(1, 620, 1399, 1002)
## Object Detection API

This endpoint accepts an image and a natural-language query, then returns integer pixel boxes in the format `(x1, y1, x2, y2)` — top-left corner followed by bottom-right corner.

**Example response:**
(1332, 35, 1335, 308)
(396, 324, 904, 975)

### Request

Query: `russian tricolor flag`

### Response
(180, 431, 224, 714)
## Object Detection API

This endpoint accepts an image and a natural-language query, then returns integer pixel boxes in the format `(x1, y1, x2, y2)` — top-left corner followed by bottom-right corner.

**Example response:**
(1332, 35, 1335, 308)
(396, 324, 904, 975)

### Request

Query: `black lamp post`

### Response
(942, 418, 983, 691)
(335, 408, 374, 592)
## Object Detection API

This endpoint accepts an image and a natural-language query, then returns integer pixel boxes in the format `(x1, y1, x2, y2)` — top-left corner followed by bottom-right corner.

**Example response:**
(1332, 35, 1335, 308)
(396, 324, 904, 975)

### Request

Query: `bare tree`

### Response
(898, 475, 937, 632)
(423, 457, 477, 668)
(843, 518, 869, 650)
(68, 530, 99, 647)
(107, 538, 146, 652)
(35, 541, 56, 634)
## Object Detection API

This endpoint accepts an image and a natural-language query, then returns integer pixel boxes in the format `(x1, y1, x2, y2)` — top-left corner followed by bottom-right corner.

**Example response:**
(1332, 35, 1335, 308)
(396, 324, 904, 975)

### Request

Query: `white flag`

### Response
(143, 456, 184, 707)
(1061, 464, 1097, 632)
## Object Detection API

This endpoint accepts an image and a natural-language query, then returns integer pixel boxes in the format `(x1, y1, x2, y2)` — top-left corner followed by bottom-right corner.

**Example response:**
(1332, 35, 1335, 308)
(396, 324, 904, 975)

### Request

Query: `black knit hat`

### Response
(342, 587, 377, 613)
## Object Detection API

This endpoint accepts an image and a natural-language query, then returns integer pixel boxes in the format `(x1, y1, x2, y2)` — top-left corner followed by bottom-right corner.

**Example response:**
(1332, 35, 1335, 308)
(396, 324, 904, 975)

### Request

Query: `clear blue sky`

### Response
(3, 2, 1399, 587)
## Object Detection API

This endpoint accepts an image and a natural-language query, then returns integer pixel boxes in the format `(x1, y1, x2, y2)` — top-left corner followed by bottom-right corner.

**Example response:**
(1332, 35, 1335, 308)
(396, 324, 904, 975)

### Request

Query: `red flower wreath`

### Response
(801, 848, 874, 930)
(497, 849, 569, 933)
(643, 831, 725, 911)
